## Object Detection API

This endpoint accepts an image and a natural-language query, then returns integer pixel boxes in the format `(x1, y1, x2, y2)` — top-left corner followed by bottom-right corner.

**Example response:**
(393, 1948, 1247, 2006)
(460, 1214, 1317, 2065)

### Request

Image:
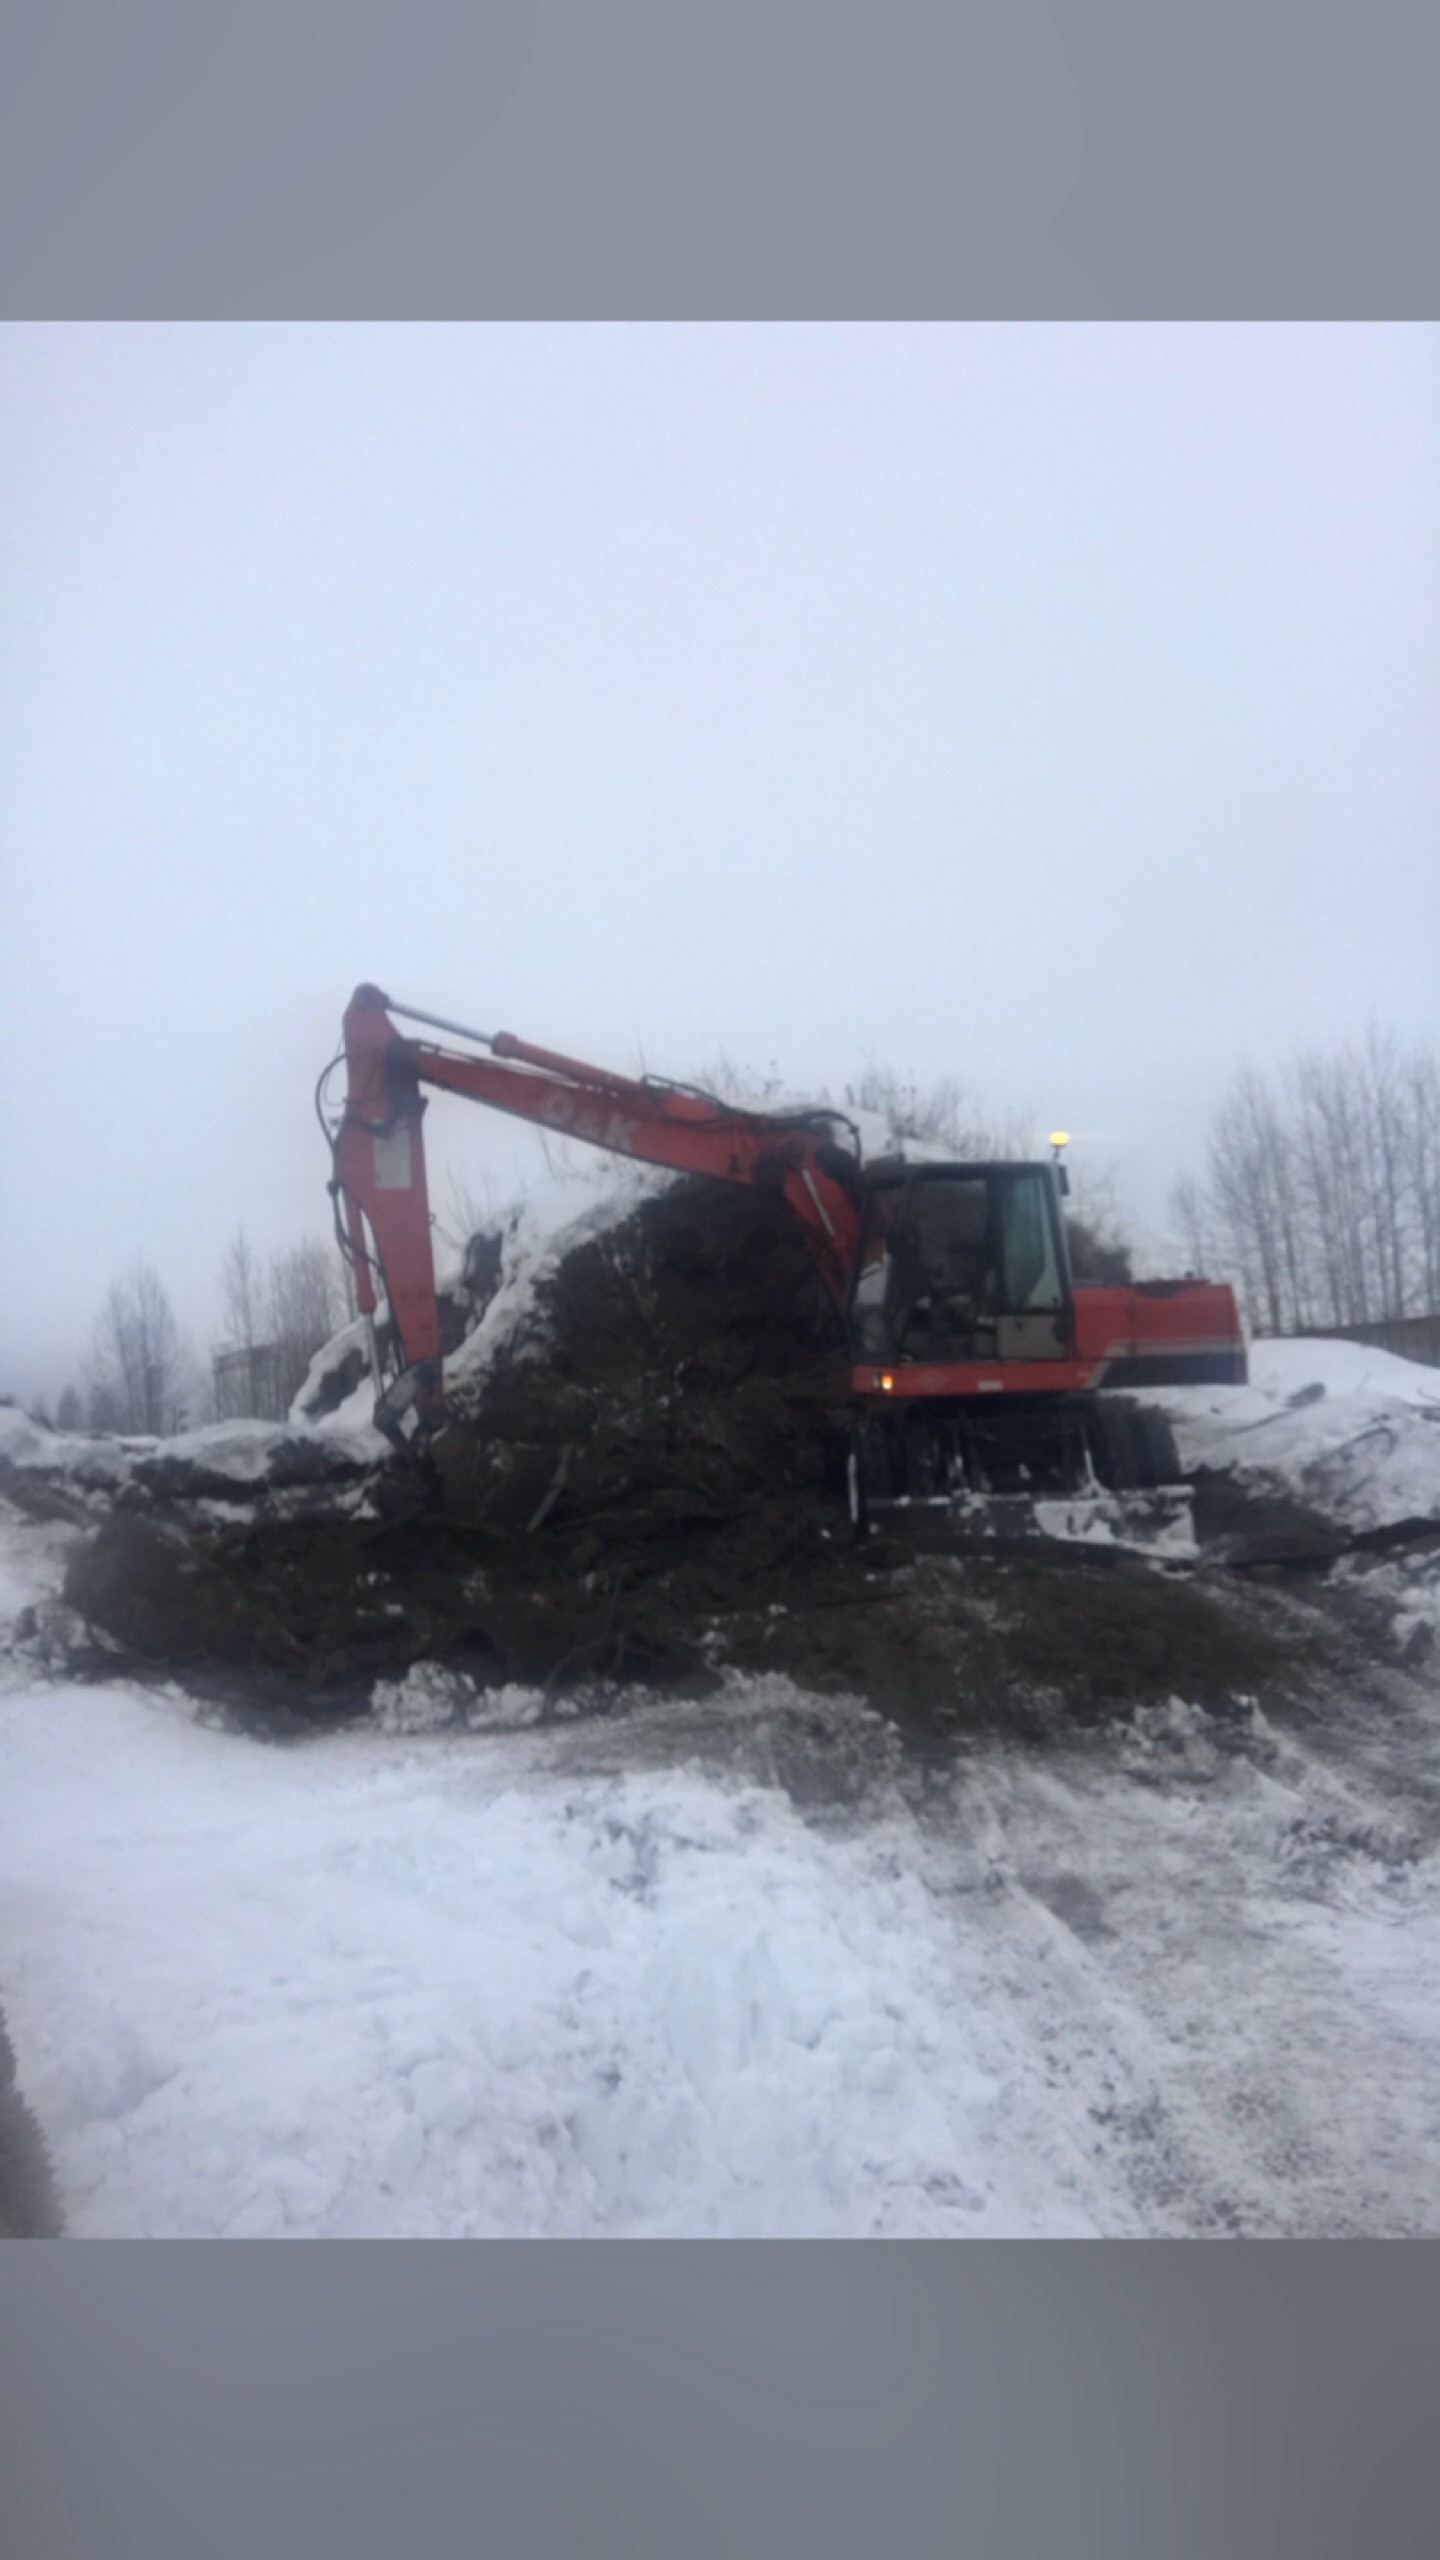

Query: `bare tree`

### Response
(437, 1168, 504, 1257)
(267, 1239, 347, 1411)
(177, 1345, 215, 1431)
(686, 1053, 1031, 1160)
(1293, 1045, 1408, 1328)
(1404, 1048, 1440, 1314)
(1207, 1069, 1300, 1332)
(1181, 1033, 1440, 1333)
(1294, 1058, 1354, 1327)
(56, 1385, 82, 1432)
(86, 1377, 123, 1433)
(87, 1265, 183, 1435)
(220, 1227, 264, 1353)
(1362, 1027, 1410, 1320)
(692, 1051, 792, 1114)
(1169, 1174, 1217, 1278)
(1058, 1159, 1136, 1284)
(211, 1226, 277, 1421)
(846, 1062, 1030, 1159)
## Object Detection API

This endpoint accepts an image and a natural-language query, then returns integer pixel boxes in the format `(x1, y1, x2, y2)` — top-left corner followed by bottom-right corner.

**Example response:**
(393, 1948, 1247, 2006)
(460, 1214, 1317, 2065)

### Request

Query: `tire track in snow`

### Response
(4, 1504, 1438, 2236)
(916, 1707, 1440, 2236)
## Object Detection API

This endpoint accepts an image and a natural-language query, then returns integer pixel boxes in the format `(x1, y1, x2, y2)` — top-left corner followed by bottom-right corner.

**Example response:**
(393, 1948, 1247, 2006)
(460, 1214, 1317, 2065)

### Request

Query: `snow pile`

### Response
(0, 1403, 149, 1488)
(1141, 1336, 1440, 1535)
(1328, 1549, 1440, 1669)
(0, 1398, 383, 1512)
(290, 1314, 373, 1431)
(371, 1660, 477, 1732)
(0, 1497, 81, 1627)
(371, 1663, 554, 1735)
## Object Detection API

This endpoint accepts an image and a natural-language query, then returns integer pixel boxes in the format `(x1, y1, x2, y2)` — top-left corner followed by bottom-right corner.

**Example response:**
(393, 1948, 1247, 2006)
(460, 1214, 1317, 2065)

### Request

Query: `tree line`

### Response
(26, 1234, 355, 1438)
(213, 1230, 354, 1417)
(1171, 1031, 1440, 1335)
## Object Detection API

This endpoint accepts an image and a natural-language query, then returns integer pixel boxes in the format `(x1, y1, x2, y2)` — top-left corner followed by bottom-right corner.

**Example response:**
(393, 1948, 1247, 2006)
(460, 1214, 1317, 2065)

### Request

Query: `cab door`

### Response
(994, 1169, 1072, 1360)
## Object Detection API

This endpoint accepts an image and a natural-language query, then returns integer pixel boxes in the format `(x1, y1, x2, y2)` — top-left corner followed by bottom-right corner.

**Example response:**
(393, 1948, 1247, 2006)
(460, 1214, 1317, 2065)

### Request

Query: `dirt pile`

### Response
(435, 1177, 844, 1537)
(52, 1178, 1377, 1734)
(63, 1179, 851, 1711)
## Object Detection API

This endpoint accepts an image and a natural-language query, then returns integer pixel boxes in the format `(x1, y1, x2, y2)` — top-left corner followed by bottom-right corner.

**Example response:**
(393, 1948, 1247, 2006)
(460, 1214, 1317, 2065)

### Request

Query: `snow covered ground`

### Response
(4, 1476, 1439, 2237)
(1148, 1335, 1440, 1536)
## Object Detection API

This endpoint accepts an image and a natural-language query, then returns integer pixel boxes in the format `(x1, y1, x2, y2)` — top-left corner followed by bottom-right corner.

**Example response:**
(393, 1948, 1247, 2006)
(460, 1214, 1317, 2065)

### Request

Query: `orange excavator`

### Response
(320, 985, 1245, 1543)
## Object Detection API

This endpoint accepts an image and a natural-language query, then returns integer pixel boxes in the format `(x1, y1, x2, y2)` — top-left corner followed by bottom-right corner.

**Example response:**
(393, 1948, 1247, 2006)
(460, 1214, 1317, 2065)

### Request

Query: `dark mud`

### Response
(53, 1181, 1389, 1739)
(0, 2009, 64, 2239)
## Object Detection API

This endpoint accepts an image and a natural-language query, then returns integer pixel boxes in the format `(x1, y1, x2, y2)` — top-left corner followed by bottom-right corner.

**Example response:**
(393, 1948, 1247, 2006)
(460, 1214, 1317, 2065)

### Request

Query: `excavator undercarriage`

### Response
(836, 1393, 1197, 1556)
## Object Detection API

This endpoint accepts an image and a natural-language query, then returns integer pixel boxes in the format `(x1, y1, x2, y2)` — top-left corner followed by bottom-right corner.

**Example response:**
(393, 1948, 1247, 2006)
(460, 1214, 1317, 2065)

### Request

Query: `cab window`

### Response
(1000, 1172, 1063, 1309)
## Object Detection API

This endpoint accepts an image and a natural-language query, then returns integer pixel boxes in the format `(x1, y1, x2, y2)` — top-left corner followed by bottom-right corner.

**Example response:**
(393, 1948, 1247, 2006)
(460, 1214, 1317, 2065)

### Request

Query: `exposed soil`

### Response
(52, 1180, 1406, 1738)
(0, 2008, 64, 2239)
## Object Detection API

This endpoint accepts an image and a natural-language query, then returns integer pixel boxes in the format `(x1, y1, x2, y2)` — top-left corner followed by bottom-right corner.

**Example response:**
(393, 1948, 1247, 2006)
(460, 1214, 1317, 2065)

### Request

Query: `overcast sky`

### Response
(2, 322, 1436, 1402)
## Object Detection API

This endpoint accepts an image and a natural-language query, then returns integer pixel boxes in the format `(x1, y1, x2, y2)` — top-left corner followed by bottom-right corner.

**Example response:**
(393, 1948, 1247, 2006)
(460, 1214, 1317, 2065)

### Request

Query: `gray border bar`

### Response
(2, 6, 1437, 315)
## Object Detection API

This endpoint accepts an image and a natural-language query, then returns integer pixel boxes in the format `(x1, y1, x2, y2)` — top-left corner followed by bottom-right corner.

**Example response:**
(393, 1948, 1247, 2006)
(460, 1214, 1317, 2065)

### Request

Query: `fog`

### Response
(2, 322, 1435, 1405)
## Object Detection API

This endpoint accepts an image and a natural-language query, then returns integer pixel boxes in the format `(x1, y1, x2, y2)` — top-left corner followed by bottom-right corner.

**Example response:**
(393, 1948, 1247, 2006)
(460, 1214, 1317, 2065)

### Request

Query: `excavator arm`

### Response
(327, 984, 862, 1437)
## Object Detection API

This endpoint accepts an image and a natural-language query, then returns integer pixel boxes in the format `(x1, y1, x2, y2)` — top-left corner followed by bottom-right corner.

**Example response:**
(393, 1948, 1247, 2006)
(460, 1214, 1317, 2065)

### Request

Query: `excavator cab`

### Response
(846, 1163, 1073, 1368)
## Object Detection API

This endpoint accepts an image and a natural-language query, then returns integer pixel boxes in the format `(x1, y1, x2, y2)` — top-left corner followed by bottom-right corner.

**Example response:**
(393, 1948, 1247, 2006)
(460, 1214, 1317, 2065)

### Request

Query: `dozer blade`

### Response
(869, 1485, 1198, 1559)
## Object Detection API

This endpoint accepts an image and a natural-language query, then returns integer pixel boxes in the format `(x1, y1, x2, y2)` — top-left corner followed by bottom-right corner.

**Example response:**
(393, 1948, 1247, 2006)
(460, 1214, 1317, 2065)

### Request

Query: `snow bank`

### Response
(0, 1399, 383, 1508)
(0, 1403, 150, 1485)
(1140, 1335, 1440, 1535)
(1248, 1336, 1440, 1410)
